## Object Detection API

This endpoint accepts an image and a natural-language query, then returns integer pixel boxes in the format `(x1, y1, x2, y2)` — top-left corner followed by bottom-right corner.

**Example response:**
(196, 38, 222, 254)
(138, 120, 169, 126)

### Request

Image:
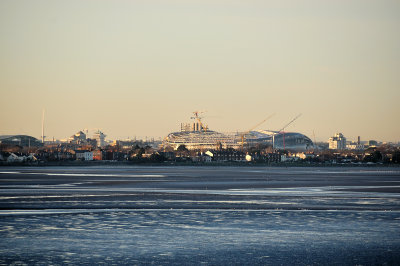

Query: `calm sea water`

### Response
(1, 166, 399, 265)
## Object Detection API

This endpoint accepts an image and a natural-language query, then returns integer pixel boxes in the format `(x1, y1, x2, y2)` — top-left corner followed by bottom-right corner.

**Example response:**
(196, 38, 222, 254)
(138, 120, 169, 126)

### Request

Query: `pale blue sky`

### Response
(1, 0, 399, 142)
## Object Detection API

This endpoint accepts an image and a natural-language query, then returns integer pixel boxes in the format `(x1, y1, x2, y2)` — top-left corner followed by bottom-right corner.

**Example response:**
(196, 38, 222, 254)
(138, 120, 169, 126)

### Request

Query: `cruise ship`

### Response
(163, 112, 313, 151)
(163, 112, 240, 150)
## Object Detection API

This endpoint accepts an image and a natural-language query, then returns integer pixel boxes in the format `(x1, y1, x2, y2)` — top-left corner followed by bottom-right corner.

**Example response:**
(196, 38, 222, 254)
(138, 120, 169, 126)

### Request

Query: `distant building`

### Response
(205, 150, 246, 162)
(93, 130, 106, 148)
(75, 150, 94, 160)
(368, 140, 378, 147)
(347, 136, 364, 150)
(166, 113, 313, 151)
(69, 131, 87, 144)
(347, 143, 364, 150)
(93, 149, 103, 160)
(114, 139, 139, 149)
(329, 133, 346, 150)
(84, 151, 93, 161)
(75, 150, 85, 160)
(252, 131, 314, 151)
(0, 135, 43, 147)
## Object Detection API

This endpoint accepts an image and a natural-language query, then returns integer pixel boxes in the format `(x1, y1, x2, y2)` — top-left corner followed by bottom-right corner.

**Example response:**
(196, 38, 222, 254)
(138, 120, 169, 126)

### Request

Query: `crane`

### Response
(190, 111, 208, 132)
(274, 113, 302, 150)
(240, 113, 275, 150)
(312, 130, 318, 152)
(278, 113, 302, 133)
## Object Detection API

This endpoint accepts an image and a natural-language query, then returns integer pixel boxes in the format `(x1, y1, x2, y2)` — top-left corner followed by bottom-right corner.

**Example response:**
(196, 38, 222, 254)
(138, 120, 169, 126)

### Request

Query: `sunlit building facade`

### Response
(329, 133, 347, 150)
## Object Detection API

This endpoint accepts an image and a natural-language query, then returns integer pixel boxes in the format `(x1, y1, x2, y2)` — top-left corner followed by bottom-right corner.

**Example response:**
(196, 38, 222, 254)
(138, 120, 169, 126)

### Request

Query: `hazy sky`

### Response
(1, 0, 399, 142)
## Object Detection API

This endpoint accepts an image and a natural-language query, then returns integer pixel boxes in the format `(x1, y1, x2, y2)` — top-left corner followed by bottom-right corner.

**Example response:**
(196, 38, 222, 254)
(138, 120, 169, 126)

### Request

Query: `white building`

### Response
(69, 131, 87, 144)
(75, 150, 85, 160)
(93, 130, 106, 148)
(84, 151, 93, 161)
(329, 133, 347, 150)
(347, 142, 364, 150)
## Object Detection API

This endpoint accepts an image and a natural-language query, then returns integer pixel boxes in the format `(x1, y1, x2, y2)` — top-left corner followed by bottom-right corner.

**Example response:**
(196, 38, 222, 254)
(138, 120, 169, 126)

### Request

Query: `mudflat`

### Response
(1, 166, 399, 265)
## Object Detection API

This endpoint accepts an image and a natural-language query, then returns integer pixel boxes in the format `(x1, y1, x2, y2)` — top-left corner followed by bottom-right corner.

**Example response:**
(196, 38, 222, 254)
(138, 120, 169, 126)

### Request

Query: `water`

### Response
(1, 166, 400, 265)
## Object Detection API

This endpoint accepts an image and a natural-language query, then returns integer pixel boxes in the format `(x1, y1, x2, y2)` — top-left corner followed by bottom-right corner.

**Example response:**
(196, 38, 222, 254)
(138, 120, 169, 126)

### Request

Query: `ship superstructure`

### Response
(164, 112, 240, 150)
(163, 112, 313, 151)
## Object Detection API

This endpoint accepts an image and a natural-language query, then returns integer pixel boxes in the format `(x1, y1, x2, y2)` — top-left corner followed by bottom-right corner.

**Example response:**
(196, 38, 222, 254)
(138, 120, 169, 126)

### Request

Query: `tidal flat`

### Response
(1, 166, 399, 265)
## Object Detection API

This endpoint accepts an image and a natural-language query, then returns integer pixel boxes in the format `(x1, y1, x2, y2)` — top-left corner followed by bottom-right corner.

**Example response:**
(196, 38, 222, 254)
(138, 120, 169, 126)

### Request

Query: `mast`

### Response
(41, 109, 45, 143)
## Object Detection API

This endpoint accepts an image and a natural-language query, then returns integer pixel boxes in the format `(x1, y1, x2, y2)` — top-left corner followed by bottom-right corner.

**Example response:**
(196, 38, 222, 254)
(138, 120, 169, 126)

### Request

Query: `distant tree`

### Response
(364, 150, 382, 163)
(372, 151, 382, 162)
(392, 151, 400, 164)
(149, 153, 167, 162)
(176, 144, 189, 158)
(137, 148, 145, 158)
(277, 149, 289, 155)
(162, 145, 174, 153)
(177, 144, 188, 152)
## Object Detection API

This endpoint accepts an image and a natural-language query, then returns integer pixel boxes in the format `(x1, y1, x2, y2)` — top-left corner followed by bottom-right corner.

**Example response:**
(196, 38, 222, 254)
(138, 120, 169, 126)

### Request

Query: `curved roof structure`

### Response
(164, 113, 313, 151)
(248, 130, 314, 151)
(164, 130, 313, 151)
(164, 130, 239, 150)
(0, 135, 43, 147)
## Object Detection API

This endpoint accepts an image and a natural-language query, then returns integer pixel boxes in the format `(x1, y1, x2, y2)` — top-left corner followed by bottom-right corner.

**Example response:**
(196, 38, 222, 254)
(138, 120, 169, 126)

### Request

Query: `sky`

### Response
(1, 0, 399, 142)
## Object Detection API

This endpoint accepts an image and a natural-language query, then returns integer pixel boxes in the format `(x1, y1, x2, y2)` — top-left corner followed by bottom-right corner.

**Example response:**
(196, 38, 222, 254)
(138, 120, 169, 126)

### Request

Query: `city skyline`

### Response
(1, 0, 399, 142)
(0, 110, 397, 145)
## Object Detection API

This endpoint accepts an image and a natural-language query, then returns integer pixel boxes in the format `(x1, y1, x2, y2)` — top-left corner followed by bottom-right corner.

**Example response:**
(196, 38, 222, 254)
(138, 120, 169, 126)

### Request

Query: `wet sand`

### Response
(1, 166, 400, 265)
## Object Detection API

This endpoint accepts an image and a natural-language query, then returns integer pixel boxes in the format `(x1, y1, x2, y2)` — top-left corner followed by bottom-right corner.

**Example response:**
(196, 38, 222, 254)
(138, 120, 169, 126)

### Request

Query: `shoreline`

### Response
(1, 160, 399, 167)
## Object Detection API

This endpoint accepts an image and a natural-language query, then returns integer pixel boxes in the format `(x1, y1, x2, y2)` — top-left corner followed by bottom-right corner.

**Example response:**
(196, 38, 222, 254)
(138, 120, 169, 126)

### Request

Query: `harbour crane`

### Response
(240, 113, 275, 150)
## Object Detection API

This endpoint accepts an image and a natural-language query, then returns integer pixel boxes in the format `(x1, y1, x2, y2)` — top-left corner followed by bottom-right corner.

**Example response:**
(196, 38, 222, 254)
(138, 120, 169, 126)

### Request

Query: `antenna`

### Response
(313, 130, 318, 152)
(41, 109, 46, 143)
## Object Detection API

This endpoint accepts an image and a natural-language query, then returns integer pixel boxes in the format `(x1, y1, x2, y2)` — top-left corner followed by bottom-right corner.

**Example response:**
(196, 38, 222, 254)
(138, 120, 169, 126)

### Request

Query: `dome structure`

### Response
(248, 130, 314, 151)
(0, 135, 43, 147)
(164, 130, 238, 150)
(163, 112, 313, 151)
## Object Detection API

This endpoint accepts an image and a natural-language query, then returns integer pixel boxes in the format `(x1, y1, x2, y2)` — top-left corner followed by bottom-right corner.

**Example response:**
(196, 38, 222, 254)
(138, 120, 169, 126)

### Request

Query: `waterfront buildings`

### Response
(164, 114, 314, 151)
(68, 131, 87, 144)
(347, 136, 364, 150)
(329, 133, 347, 150)
(93, 130, 106, 148)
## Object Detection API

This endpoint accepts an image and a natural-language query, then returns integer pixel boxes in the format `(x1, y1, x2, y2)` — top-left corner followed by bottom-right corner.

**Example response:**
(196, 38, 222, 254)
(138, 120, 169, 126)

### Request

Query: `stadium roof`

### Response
(0, 135, 43, 147)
